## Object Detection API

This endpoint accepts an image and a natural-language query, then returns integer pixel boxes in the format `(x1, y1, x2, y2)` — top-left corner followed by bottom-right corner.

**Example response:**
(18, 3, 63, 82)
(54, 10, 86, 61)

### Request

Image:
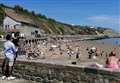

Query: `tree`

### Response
(0, 3, 5, 7)
(23, 9, 29, 13)
(31, 11, 35, 16)
(14, 5, 24, 12)
(0, 8, 4, 25)
(37, 13, 47, 19)
(48, 18, 56, 23)
(0, 30, 6, 35)
(0, 14, 4, 24)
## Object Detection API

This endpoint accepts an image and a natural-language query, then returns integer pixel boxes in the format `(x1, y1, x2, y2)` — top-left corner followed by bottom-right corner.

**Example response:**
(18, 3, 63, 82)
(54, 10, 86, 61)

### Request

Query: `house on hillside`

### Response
(3, 8, 43, 37)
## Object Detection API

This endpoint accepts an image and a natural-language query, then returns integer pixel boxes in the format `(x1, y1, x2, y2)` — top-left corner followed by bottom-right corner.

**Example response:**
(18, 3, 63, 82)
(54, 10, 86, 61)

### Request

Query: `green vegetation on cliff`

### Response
(0, 4, 4, 25)
(0, 4, 118, 35)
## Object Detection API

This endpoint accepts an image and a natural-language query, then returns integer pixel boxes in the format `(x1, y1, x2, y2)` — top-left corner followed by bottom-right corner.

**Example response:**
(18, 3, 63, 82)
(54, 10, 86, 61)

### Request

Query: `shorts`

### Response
(4, 56, 15, 66)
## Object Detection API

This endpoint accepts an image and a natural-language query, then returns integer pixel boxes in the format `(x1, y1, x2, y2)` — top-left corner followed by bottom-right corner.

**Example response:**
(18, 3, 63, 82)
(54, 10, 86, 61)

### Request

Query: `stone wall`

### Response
(0, 59, 120, 83)
(21, 25, 41, 37)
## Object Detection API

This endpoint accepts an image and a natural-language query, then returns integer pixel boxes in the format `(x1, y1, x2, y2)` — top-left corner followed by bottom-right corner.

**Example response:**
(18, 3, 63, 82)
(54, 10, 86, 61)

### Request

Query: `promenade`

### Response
(0, 79, 38, 83)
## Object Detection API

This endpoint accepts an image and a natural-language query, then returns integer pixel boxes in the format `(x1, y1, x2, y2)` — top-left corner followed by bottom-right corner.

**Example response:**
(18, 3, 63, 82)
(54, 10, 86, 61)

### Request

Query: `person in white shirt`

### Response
(1, 34, 18, 80)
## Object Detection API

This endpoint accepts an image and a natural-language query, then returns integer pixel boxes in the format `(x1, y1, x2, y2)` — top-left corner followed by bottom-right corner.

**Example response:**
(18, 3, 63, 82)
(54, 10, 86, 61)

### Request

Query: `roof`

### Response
(7, 28, 21, 32)
(4, 8, 38, 27)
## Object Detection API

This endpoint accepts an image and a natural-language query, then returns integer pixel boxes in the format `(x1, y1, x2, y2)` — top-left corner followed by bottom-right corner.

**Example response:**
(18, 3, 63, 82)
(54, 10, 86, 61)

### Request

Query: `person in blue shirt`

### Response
(1, 34, 18, 80)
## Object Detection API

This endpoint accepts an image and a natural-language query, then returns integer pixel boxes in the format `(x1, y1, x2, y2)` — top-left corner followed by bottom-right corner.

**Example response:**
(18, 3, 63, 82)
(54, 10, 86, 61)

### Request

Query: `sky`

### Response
(0, 0, 120, 31)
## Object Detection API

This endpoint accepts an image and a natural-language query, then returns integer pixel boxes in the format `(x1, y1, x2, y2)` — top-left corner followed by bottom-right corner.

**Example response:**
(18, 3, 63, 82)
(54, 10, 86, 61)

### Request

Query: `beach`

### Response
(41, 40, 120, 64)
(0, 38, 120, 83)
(0, 38, 120, 66)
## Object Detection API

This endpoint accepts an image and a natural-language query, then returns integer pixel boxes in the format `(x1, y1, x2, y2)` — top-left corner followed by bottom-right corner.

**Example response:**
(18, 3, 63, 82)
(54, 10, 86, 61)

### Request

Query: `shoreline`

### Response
(0, 34, 120, 41)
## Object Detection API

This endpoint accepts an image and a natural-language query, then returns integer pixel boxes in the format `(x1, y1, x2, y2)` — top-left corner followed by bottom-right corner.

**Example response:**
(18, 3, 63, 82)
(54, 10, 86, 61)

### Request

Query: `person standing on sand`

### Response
(88, 47, 97, 59)
(75, 47, 80, 59)
(1, 34, 18, 80)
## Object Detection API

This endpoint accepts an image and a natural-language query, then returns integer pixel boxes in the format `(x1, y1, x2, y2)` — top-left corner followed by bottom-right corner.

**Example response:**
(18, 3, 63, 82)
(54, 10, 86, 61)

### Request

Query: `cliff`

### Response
(0, 4, 118, 35)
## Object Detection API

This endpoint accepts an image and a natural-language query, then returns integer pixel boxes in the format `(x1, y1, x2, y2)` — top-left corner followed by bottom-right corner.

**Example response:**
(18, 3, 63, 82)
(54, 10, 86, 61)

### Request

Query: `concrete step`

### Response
(0, 79, 37, 83)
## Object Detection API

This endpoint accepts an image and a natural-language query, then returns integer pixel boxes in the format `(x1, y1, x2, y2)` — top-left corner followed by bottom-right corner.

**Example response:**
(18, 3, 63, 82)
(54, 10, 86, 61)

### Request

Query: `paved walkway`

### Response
(0, 79, 37, 83)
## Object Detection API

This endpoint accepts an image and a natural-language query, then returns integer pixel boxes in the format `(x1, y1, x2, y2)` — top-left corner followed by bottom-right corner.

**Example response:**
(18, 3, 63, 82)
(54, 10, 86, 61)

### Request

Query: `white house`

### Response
(3, 8, 43, 37)
(3, 16, 21, 31)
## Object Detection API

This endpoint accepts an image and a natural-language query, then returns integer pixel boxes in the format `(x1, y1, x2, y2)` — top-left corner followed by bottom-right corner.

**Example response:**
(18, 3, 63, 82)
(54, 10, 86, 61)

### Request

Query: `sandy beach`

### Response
(26, 40, 120, 65)
(0, 39, 120, 66)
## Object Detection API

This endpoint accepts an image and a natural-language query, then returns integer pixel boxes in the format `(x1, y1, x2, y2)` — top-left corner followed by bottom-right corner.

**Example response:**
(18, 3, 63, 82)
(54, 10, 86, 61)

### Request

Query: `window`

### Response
(5, 25, 7, 28)
(14, 25, 16, 29)
(5, 25, 7, 30)
(8, 25, 10, 30)
(7, 25, 9, 28)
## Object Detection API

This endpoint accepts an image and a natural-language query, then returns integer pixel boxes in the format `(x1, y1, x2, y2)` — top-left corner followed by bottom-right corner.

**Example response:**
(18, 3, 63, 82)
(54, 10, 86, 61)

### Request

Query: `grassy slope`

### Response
(0, 6, 4, 24)
(0, 4, 118, 35)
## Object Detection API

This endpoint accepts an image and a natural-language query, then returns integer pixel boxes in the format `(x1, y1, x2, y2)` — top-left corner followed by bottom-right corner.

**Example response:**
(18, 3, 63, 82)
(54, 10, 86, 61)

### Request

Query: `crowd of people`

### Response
(1, 34, 120, 80)
(87, 46, 120, 70)
(17, 39, 120, 71)
(17, 39, 81, 60)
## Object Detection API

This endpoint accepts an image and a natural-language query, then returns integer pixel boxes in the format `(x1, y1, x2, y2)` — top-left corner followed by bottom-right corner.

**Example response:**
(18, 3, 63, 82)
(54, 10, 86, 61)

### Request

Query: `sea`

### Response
(95, 38, 120, 45)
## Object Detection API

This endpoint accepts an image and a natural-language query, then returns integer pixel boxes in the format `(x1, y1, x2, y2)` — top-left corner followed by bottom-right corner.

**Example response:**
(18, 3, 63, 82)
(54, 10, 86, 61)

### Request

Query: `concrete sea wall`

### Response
(0, 59, 120, 83)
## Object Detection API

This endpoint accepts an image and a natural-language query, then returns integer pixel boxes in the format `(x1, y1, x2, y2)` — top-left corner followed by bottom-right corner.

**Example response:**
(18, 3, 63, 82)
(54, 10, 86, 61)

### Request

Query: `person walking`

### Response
(1, 34, 18, 80)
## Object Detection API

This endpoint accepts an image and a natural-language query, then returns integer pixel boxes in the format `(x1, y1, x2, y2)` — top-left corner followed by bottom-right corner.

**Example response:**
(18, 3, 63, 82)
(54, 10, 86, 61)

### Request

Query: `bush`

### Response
(0, 30, 6, 35)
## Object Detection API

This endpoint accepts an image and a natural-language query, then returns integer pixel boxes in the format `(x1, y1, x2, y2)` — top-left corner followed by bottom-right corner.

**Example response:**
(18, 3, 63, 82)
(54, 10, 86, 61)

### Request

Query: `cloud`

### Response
(87, 15, 120, 24)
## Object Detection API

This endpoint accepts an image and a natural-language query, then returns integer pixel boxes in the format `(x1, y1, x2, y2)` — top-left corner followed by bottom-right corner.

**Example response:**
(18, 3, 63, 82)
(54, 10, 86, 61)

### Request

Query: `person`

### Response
(1, 34, 18, 80)
(119, 59, 120, 66)
(75, 47, 80, 59)
(105, 52, 119, 70)
(88, 46, 97, 59)
(12, 38, 19, 57)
